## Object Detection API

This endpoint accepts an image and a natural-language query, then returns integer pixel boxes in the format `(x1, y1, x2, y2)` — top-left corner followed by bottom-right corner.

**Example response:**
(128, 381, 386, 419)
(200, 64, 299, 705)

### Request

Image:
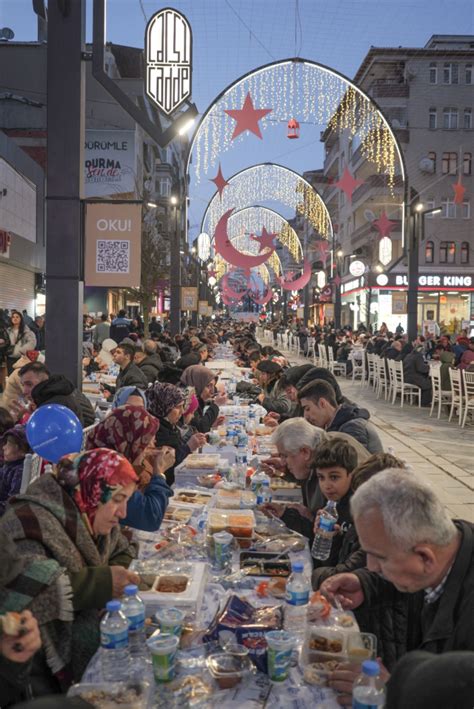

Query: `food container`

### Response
(212, 531, 234, 571)
(206, 652, 254, 689)
(215, 486, 242, 509)
(147, 633, 180, 682)
(67, 681, 150, 708)
(162, 506, 193, 524)
(172, 489, 213, 508)
(208, 510, 255, 538)
(265, 630, 295, 682)
(130, 561, 208, 618)
(239, 551, 291, 578)
(155, 607, 186, 638)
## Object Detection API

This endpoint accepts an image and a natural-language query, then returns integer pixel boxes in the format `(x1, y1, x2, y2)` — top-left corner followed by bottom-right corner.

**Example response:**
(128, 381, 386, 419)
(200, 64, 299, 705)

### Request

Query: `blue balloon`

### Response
(26, 404, 83, 463)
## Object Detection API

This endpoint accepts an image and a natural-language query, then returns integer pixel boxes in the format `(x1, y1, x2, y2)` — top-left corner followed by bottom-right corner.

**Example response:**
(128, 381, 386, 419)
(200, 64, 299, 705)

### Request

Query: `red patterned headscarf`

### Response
(56, 448, 138, 529)
(85, 405, 159, 465)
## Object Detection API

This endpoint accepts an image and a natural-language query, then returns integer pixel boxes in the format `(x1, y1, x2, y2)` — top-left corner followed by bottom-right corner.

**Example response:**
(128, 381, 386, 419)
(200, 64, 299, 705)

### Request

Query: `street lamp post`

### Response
(334, 249, 344, 330)
(169, 195, 181, 335)
(407, 203, 442, 341)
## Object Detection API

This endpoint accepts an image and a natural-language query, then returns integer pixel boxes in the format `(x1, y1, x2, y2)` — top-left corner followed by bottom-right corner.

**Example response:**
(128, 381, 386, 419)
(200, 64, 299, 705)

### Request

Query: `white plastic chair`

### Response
(461, 370, 474, 427)
(374, 357, 388, 400)
(318, 344, 328, 368)
(306, 337, 316, 360)
(390, 360, 421, 408)
(448, 368, 463, 425)
(429, 366, 452, 419)
(366, 354, 376, 388)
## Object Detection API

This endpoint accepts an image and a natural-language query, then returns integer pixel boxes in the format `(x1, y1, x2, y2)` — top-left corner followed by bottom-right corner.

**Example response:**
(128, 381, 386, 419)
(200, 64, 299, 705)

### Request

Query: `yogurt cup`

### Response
(147, 633, 179, 682)
(265, 630, 295, 682)
(155, 607, 185, 638)
(212, 531, 234, 571)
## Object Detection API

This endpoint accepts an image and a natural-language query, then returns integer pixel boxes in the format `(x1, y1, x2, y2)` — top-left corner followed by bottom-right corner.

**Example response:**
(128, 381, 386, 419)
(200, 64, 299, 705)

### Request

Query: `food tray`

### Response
(239, 551, 291, 578)
(208, 509, 255, 537)
(162, 505, 194, 524)
(67, 681, 150, 708)
(172, 489, 213, 507)
(181, 454, 221, 470)
(130, 560, 208, 617)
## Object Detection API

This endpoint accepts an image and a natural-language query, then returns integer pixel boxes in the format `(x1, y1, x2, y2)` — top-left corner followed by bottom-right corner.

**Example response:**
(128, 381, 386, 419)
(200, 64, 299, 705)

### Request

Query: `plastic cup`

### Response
(265, 630, 295, 682)
(212, 531, 234, 571)
(147, 633, 179, 682)
(155, 607, 185, 639)
(208, 431, 221, 446)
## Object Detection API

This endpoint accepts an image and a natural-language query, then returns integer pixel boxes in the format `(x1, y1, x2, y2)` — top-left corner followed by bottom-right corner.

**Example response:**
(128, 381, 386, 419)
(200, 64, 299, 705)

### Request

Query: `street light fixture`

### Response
(147, 201, 158, 209)
(170, 195, 178, 205)
(407, 203, 441, 340)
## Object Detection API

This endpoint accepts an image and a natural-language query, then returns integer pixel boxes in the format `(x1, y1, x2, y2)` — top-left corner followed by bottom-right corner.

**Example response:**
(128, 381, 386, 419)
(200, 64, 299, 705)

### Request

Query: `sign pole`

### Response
(45, 0, 85, 388)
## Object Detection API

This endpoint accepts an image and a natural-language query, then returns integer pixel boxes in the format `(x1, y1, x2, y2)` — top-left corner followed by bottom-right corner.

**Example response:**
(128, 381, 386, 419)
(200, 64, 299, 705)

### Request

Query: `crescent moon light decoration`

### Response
(214, 208, 276, 269)
(277, 258, 312, 291)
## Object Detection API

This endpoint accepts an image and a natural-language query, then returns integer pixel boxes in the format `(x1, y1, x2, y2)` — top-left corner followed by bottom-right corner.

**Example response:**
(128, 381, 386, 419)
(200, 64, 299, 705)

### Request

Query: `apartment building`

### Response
(320, 35, 474, 333)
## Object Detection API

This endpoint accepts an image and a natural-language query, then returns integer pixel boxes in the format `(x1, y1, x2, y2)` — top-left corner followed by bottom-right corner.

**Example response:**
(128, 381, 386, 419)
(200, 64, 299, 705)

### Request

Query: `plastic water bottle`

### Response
(100, 600, 130, 680)
(284, 562, 311, 633)
(250, 469, 270, 497)
(352, 660, 386, 708)
(247, 406, 257, 434)
(196, 510, 208, 541)
(121, 585, 146, 657)
(311, 500, 338, 561)
(257, 479, 272, 505)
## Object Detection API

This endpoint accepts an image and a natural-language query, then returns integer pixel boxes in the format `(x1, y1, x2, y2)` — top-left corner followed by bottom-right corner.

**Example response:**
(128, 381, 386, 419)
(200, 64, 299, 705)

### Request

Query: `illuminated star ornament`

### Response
(335, 166, 364, 203)
(333, 274, 342, 287)
(373, 212, 397, 238)
(224, 92, 272, 140)
(452, 176, 466, 205)
(250, 227, 278, 252)
(314, 240, 330, 264)
(210, 163, 229, 198)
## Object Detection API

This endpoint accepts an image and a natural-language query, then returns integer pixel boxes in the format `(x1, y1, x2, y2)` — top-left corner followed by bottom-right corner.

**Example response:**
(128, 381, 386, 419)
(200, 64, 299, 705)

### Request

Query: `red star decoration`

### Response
(373, 212, 397, 238)
(250, 226, 277, 252)
(210, 163, 229, 198)
(314, 241, 330, 263)
(452, 177, 466, 205)
(224, 92, 272, 140)
(335, 166, 364, 203)
(333, 274, 342, 287)
(207, 268, 217, 278)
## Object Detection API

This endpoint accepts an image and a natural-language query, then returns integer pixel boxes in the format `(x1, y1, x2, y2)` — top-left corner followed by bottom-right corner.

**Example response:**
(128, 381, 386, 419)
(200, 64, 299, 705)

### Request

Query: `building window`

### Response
(443, 62, 459, 84)
(429, 63, 437, 84)
(425, 241, 434, 263)
(440, 241, 456, 263)
(442, 152, 457, 174)
(429, 108, 437, 129)
(443, 108, 458, 129)
(428, 151, 436, 172)
(441, 198, 456, 219)
(464, 152, 472, 175)
(461, 242, 470, 264)
(462, 201, 471, 219)
(464, 108, 472, 129)
(425, 198, 435, 218)
(466, 64, 473, 84)
(159, 178, 171, 197)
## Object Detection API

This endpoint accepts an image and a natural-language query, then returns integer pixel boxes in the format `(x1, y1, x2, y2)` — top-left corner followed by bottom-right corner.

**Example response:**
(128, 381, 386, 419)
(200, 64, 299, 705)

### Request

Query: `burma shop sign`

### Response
(84, 130, 136, 198)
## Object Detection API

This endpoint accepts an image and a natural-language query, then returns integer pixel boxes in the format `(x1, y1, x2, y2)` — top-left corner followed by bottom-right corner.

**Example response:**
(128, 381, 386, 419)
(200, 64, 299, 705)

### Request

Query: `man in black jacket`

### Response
(134, 345, 161, 384)
(18, 362, 95, 426)
(322, 468, 474, 703)
(298, 379, 383, 454)
(112, 343, 148, 391)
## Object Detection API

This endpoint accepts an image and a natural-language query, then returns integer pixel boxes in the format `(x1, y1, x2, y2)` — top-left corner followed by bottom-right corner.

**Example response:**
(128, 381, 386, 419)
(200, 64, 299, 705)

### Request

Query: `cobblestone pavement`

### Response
(285, 352, 474, 523)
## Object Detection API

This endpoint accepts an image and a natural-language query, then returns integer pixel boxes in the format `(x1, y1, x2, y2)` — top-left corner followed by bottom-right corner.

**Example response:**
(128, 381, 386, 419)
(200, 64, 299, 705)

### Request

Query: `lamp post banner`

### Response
(84, 202, 142, 287)
(181, 286, 198, 310)
(84, 130, 136, 197)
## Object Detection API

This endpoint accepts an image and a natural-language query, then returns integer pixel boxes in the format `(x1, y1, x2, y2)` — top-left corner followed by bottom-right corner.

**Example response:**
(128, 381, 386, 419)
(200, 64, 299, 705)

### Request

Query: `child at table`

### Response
(312, 452, 407, 588)
(311, 437, 359, 571)
(0, 426, 31, 515)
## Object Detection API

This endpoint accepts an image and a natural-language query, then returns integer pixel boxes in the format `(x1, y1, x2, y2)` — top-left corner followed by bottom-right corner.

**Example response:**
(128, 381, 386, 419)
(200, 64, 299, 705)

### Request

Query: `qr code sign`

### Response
(96, 240, 130, 274)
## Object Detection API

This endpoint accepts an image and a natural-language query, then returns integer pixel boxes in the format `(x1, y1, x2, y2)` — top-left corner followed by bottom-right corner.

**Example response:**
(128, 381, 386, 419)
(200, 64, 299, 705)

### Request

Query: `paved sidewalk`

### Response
(285, 352, 474, 523)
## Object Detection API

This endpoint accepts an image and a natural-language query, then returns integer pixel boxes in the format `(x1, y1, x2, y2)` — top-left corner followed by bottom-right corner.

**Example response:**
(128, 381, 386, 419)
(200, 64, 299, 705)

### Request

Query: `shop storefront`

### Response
(338, 271, 474, 334)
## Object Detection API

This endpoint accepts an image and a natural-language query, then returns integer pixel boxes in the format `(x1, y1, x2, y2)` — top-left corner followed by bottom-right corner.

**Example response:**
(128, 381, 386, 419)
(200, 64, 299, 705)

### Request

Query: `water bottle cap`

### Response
(106, 600, 121, 612)
(124, 584, 138, 595)
(362, 660, 380, 677)
(262, 480, 270, 486)
(292, 562, 304, 572)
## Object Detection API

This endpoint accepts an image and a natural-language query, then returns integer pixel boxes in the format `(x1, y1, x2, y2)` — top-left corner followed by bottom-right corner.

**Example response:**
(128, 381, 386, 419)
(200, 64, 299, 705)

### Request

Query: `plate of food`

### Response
(173, 490, 213, 506)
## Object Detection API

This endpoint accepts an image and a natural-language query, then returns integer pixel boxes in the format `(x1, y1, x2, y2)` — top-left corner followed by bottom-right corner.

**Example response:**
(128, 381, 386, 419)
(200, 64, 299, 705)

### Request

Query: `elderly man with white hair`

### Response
(261, 418, 370, 539)
(322, 468, 474, 706)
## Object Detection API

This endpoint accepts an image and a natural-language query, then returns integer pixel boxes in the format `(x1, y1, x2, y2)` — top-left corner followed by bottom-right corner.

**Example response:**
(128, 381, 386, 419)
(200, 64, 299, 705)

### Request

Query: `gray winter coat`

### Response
(7, 325, 37, 358)
(327, 404, 383, 454)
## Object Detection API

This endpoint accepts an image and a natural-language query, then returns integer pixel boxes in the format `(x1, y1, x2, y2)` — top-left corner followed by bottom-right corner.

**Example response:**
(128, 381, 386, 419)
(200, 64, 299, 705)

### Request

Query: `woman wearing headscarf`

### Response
(178, 387, 200, 444)
(0, 449, 139, 690)
(85, 406, 174, 531)
(180, 364, 225, 433)
(147, 383, 206, 485)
